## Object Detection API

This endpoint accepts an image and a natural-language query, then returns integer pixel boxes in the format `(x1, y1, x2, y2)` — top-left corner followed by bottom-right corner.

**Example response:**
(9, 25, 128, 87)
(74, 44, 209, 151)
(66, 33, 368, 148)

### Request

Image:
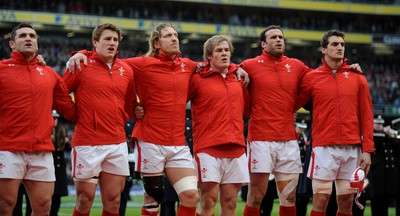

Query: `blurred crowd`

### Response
(1, 0, 400, 34)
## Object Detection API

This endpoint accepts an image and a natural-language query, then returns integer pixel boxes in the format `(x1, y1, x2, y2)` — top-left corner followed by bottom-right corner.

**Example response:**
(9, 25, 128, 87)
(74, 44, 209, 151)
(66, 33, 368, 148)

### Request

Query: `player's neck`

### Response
(21, 52, 35, 62)
(324, 56, 343, 70)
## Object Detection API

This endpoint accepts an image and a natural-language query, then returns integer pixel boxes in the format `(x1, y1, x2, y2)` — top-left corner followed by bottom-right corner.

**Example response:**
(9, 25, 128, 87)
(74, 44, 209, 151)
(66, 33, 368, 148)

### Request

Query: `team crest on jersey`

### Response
(36, 67, 44, 76)
(119, 67, 125, 76)
(257, 59, 264, 63)
(181, 62, 186, 72)
(89, 59, 96, 64)
(285, 64, 291, 72)
(343, 71, 350, 78)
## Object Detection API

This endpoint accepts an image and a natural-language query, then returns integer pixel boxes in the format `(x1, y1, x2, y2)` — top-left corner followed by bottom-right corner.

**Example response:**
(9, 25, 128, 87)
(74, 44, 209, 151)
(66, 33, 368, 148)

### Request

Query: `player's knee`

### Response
(76, 191, 95, 210)
(0, 197, 17, 214)
(220, 195, 238, 209)
(275, 173, 299, 206)
(102, 193, 121, 211)
(142, 175, 164, 204)
(33, 198, 52, 216)
(247, 190, 265, 206)
(201, 195, 218, 209)
(337, 194, 354, 210)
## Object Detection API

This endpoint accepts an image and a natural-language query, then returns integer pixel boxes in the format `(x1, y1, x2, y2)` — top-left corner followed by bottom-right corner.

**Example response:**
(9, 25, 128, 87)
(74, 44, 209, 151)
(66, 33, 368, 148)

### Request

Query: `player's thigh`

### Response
(24, 180, 54, 208)
(0, 178, 21, 207)
(99, 172, 126, 198)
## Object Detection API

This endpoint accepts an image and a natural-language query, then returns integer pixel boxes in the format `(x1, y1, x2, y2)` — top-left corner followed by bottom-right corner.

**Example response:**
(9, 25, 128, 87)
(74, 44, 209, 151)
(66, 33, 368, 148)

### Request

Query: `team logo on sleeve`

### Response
(36, 67, 44, 76)
(343, 71, 349, 78)
(285, 64, 291, 72)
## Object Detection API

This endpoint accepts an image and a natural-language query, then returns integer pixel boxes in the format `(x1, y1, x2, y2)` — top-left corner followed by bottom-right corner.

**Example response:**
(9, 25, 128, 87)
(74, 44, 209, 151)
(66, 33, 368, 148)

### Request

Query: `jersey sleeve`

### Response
(51, 68, 77, 122)
(358, 75, 374, 153)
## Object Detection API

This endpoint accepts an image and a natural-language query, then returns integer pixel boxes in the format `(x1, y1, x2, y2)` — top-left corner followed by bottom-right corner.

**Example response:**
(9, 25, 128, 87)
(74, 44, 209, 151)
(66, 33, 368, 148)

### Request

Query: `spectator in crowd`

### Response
(120, 119, 136, 216)
(368, 115, 400, 216)
(1, 0, 399, 34)
(295, 120, 312, 216)
(0, 22, 76, 216)
(295, 29, 374, 216)
(50, 110, 69, 216)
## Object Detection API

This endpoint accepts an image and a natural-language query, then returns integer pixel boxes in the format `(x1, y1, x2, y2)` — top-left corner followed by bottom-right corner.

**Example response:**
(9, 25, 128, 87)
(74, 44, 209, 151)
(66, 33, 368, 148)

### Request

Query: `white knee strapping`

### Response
(275, 173, 299, 206)
(312, 179, 333, 194)
(173, 176, 198, 195)
(335, 179, 356, 195)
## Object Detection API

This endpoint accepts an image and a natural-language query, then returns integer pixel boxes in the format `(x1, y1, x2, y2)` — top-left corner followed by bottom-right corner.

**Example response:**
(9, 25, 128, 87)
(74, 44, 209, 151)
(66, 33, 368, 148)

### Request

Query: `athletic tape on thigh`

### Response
(173, 176, 198, 195)
(275, 173, 298, 206)
(73, 177, 99, 184)
(312, 179, 333, 194)
(335, 179, 356, 195)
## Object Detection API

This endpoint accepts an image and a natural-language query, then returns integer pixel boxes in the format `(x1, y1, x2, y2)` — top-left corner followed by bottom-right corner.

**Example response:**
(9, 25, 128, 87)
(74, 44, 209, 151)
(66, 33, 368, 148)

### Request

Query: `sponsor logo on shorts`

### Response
(201, 168, 208, 179)
(251, 159, 258, 170)
(314, 165, 320, 176)
(77, 163, 84, 175)
(142, 158, 149, 169)
(0, 163, 4, 174)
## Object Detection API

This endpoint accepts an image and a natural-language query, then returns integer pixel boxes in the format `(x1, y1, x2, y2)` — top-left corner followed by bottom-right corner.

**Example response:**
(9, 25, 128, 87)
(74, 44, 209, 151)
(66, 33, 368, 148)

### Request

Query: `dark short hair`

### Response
(321, 29, 345, 48)
(259, 25, 283, 46)
(10, 23, 36, 41)
(92, 23, 122, 42)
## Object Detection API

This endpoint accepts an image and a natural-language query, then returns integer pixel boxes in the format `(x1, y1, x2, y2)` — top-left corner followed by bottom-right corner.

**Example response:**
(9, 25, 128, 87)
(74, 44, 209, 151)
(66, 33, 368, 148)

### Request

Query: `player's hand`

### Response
(135, 105, 144, 119)
(359, 152, 371, 175)
(36, 55, 47, 66)
(195, 62, 207, 74)
(349, 63, 362, 74)
(236, 67, 250, 88)
(67, 53, 88, 74)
